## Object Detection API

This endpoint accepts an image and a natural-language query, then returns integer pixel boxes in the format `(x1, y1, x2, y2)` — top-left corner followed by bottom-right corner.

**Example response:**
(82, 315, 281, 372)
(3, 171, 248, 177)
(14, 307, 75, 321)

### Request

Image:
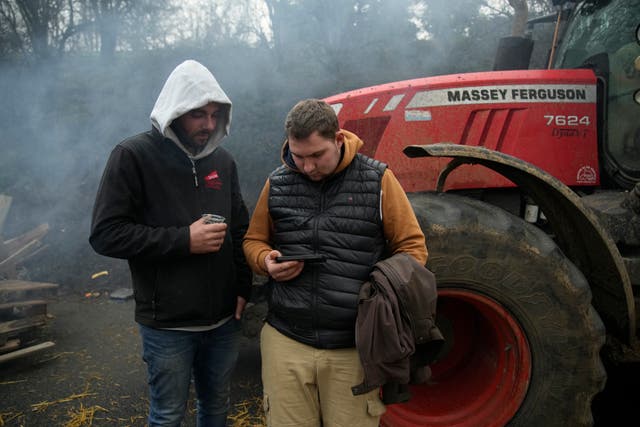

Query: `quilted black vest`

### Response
(267, 153, 387, 348)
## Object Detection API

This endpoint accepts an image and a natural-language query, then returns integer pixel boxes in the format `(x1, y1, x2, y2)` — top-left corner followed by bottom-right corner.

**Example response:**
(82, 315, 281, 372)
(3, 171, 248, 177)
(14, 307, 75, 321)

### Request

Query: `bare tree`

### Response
(508, 0, 528, 36)
(263, 0, 416, 77)
(79, 0, 173, 57)
(0, 0, 177, 59)
(0, 0, 93, 59)
(0, 0, 66, 59)
(0, 0, 24, 56)
(89, 0, 123, 58)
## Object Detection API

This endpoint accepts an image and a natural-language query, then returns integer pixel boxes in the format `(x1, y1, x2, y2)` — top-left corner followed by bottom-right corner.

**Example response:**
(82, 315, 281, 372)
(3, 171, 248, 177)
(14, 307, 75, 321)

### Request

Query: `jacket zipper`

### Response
(312, 183, 325, 344)
(190, 157, 199, 188)
(190, 157, 207, 316)
(189, 156, 213, 320)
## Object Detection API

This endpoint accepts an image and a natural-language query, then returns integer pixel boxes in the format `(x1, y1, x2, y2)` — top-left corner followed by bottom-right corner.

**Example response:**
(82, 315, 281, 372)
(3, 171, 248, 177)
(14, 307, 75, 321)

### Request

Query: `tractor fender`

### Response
(404, 143, 636, 346)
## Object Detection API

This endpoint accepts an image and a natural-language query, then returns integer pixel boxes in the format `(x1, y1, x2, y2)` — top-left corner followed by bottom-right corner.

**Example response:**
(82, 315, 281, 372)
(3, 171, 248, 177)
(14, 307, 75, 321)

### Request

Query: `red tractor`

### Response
(324, 0, 640, 425)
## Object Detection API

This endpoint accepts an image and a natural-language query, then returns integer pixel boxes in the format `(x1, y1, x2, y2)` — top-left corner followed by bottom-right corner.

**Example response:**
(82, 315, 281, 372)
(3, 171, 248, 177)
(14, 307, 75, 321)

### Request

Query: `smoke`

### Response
(0, 0, 524, 290)
(0, 58, 160, 288)
(0, 50, 293, 290)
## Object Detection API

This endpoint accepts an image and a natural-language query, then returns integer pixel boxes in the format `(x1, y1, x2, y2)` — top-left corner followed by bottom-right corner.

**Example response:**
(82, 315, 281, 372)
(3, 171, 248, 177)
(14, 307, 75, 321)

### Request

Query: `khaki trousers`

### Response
(260, 323, 385, 427)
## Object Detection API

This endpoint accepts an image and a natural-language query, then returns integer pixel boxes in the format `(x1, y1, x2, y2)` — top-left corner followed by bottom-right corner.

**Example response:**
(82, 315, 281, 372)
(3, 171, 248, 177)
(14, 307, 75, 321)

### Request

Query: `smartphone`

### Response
(275, 254, 326, 263)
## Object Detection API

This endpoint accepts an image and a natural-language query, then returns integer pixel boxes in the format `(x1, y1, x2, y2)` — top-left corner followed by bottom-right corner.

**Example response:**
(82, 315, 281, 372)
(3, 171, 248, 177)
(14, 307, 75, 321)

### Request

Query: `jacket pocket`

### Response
(263, 394, 271, 425)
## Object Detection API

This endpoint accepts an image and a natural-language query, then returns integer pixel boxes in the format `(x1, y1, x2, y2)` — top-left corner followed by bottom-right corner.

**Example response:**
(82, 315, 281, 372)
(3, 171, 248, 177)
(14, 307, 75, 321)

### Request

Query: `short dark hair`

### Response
(285, 99, 339, 140)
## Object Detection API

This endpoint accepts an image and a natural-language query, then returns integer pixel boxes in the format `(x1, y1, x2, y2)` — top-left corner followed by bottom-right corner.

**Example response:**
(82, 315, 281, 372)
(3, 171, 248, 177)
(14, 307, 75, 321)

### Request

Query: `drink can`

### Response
(202, 214, 226, 224)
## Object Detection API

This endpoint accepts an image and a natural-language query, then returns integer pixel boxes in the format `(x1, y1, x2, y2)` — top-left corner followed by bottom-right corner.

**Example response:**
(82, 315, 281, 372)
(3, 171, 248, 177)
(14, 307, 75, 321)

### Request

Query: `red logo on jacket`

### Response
(204, 170, 223, 190)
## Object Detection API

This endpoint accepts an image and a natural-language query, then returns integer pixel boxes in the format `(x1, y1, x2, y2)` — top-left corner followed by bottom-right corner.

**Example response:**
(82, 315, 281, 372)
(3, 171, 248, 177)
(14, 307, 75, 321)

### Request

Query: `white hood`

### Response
(150, 59, 232, 159)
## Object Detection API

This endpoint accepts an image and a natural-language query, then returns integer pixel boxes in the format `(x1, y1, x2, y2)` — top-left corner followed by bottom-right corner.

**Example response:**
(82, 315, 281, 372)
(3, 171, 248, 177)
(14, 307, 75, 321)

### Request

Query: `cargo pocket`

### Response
(367, 397, 386, 417)
(263, 394, 271, 425)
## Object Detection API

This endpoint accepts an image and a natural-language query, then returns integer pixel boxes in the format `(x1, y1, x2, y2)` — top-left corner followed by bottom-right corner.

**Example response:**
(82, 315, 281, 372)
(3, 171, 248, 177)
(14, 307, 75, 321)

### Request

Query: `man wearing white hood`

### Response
(90, 60, 252, 426)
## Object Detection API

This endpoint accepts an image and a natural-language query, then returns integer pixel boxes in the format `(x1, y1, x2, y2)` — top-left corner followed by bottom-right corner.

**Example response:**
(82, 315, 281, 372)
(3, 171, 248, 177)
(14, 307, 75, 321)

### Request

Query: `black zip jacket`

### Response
(89, 128, 251, 328)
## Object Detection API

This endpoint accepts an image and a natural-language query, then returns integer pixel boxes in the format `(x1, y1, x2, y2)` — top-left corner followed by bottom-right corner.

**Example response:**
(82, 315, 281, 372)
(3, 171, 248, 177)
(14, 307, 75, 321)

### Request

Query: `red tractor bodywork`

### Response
(320, 1, 640, 424)
(325, 69, 599, 192)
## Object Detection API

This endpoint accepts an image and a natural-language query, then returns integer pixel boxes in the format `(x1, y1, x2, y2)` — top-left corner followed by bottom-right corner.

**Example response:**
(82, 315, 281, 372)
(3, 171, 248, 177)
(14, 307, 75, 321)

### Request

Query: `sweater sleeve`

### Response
(89, 144, 191, 260)
(381, 169, 428, 265)
(242, 180, 274, 276)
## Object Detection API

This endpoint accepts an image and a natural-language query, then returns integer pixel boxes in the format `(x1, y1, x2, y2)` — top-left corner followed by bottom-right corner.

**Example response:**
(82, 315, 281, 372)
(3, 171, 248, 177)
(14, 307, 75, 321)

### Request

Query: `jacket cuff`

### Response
(177, 226, 192, 256)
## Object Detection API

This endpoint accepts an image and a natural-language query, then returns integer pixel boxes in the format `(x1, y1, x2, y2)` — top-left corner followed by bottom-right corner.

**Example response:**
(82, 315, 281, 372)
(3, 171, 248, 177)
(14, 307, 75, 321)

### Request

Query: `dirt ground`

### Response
(0, 288, 265, 427)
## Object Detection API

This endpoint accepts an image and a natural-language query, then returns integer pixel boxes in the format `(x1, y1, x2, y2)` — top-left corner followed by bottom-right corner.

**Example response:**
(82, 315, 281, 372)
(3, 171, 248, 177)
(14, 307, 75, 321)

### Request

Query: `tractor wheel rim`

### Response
(381, 289, 531, 427)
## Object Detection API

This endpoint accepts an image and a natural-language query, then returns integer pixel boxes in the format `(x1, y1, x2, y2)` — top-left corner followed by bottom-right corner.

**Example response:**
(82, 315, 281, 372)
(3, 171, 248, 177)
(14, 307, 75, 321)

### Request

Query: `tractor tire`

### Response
(382, 192, 606, 427)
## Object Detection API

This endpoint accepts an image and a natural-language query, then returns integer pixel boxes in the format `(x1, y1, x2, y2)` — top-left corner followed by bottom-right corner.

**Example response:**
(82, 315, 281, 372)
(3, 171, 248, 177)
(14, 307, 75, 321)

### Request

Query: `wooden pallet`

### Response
(0, 194, 58, 363)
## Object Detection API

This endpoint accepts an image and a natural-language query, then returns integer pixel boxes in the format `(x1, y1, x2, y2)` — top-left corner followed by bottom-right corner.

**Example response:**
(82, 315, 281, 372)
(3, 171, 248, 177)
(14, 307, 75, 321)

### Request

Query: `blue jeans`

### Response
(139, 318, 241, 427)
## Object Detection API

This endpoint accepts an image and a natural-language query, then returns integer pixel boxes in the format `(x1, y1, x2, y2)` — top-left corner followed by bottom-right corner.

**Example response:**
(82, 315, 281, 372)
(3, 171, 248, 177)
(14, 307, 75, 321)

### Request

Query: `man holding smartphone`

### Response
(243, 99, 427, 427)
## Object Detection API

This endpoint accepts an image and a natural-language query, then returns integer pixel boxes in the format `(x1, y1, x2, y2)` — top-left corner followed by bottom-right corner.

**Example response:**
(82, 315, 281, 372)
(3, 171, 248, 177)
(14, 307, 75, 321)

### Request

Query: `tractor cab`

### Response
(552, 0, 640, 189)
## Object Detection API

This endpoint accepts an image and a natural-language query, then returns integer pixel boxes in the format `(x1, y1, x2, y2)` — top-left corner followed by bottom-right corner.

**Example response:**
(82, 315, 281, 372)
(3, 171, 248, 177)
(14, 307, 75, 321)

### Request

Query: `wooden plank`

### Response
(0, 338, 20, 354)
(0, 258, 16, 280)
(0, 314, 47, 340)
(0, 218, 49, 279)
(0, 280, 59, 304)
(0, 244, 50, 280)
(0, 341, 55, 364)
(0, 299, 47, 321)
(0, 299, 47, 310)
(0, 194, 11, 236)
(12, 243, 48, 265)
(0, 280, 59, 292)
(0, 239, 43, 270)
(3, 223, 49, 254)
